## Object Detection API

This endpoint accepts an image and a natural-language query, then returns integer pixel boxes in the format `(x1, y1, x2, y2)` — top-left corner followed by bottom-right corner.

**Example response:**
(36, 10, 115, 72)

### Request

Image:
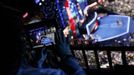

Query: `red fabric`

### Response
(65, 0, 69, 7)
(95, 20, 99, 26)
(91, 20, 99, 33)
(64, 0, 77, 37)
(69, 18, 76, 37)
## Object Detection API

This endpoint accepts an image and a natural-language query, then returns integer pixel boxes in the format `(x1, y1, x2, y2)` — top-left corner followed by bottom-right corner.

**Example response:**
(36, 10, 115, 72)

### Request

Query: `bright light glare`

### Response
(39, 2, 42, 6)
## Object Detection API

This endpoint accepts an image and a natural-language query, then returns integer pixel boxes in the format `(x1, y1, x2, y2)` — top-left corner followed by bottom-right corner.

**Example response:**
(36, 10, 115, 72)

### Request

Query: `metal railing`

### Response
(71, 46, 134, 70)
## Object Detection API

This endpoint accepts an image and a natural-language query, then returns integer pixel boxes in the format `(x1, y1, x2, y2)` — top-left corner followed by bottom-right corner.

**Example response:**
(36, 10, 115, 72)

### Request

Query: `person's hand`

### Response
(63, 26, 70, 37)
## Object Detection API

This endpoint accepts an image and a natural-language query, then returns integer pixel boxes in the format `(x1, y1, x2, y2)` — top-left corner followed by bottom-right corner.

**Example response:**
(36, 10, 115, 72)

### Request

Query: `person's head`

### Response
(98, 0, 105, 5)
(92, 0, 106, 10)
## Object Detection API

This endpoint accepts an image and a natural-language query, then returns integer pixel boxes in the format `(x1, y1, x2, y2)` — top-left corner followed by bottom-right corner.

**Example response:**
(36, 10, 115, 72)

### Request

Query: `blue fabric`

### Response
(56, 29, 86, 75)
(56, 29, 73, 57)
(63, 57, 86, 75)
(38, 48, 47, 68)
(17, 67, 66, 75)
(69, 0, 78, 18)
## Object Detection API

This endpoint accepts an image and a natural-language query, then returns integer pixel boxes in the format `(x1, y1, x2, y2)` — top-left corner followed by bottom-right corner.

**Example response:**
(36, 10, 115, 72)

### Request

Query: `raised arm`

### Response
(83, 2, 98, 16)
(83, 0, 105, 16)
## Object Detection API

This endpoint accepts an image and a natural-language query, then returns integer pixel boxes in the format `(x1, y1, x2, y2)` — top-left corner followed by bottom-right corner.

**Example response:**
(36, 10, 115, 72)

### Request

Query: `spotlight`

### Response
(39, 2, 42, 6)
(42, 0, 44, 2)
(34, 0, 40, 4)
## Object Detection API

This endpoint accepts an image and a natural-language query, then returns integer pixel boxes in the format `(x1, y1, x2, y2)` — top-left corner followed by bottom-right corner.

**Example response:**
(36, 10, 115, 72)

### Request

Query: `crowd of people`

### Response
(126, 51, 134, 65)
(111, 51, 122, 66)
(73, 50, 134, 69)
(98, 51, 109, 68)
(73, 50, 86, 68)
(103, 0, 134, 16)
(86, 51, 97, 69)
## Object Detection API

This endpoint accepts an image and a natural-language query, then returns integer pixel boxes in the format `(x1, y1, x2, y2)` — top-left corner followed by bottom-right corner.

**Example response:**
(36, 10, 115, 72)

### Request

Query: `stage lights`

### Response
(35, 0, 40, 4)
(34, 0, 44, 6)
(39, 2, 42, 6)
